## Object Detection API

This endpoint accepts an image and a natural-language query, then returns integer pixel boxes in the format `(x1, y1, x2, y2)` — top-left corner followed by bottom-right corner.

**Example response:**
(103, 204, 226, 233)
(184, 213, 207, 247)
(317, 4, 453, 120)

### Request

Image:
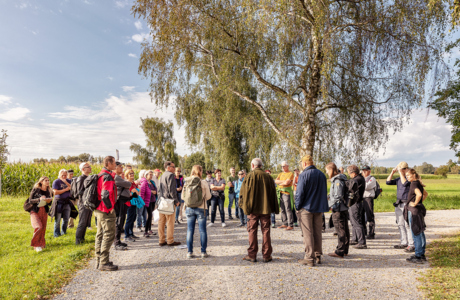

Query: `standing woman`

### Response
(124, 169, 139, 242)
(175, 167, 184, 224)
(136, 170, 147, 231)
(405, 169, 429, 263)
(28, 177, 53, 251)
(184, 165, 212, 258)
(209, 169, 226, 227)
(50, 169, 72, 237)
(148, 171, 158, 236)
(140, 170, 154, 238)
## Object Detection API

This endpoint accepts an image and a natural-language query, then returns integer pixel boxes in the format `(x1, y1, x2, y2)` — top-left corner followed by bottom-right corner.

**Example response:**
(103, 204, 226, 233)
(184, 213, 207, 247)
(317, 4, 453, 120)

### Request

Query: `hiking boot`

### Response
(132, 235, 140, 239)
(285, 226, 294, 231)
(187, 253, 195, 259)
(298, 259, 314, 266)
(228, 216, 234, 220)
(263, 256, 272, 263)
(115, 244, 128, 251)
(75, 239, 83, 245)
(315, 256, 322, 264)
(175, 219, 181, 225)
(394, 244, 408, 249)
(333, 232, 338, 236)
(409, 254, 427, 261)
(168, 241, 181, 246)
(159, 242, 167, 246)
(366, 235, 375, 240)
(243, 256, 257, 263)
(328, 252, 344, 258)
(138, 227, 144, 232)
(143, 233, 151, 238)
(350, 241, 358, 245)
(354, 244, 368, 249)
(237, 223, 245, 227)
(406, 256, 424, 264)
(201, 252, 209, 258)
(99, 263, 119, 271)
(404, 246, 415, 253)
(120, 242, 128, 247)
(278, 225, 287, 229)
(126, 236, 136, 242)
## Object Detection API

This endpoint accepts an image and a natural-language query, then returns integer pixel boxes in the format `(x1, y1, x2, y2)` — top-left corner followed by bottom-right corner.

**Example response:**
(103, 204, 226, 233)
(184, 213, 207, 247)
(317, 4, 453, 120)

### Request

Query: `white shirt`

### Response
(363, 175, 376, 198)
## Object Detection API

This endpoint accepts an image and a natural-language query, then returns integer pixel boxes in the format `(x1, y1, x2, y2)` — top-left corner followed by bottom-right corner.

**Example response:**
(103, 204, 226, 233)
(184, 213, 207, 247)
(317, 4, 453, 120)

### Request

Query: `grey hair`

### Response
(251, 158, 263, 167)
(281, 161, 288, 166)
(139, 169, 146, 179)
(58, 169, 68, 177)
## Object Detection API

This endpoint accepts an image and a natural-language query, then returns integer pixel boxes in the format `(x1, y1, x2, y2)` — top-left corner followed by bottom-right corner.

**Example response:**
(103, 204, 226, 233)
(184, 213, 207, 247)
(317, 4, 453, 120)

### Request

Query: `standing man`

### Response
(361, 166, 376, 239)
(95, 156, 118, 271)
(347, 165, 367, 249)
(152, 169, 161, 190)
(227, 167, 239, 220)
(114, 162, 132, 251)
(75, 163, 92, 245)
(239, 158, 279, 263)
(295, 155, 328, 266)
(275, 161, 294, 230)
(67, 169, 76, 228)
(234, 170, 246, 227)
(386, 162, 414, 252)
(158, 161, 181, 246)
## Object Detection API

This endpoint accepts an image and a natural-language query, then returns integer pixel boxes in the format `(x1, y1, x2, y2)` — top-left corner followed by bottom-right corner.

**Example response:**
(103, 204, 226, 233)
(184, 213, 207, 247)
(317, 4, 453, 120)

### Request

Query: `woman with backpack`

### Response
(27, 176, 53, 252)
(183, 165, 212, 259)
(325, 162, 350, 258)
(175, 167, 185, 224)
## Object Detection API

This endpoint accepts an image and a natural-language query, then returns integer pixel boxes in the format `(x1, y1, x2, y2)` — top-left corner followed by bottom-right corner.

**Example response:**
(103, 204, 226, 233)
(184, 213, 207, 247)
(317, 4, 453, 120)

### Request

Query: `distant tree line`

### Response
(31, 153, 105, 164)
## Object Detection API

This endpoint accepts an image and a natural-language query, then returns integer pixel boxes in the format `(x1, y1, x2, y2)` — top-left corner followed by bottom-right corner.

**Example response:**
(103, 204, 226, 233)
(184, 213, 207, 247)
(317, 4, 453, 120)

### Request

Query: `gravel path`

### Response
(54, 210, 460, 300)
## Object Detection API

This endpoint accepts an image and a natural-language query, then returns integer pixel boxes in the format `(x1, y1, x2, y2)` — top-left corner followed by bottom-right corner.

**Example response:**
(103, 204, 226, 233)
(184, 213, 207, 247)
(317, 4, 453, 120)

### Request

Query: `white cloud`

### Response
(107, 76, 114, 81)
(132, 33, 149, 43)
(0, 107, 31, 121)
(115, 0, 130, 8)
(122, 86, 135, 92)
(128, 53, 137, 58)
(0, 95, 12, 105)
(134, 20, 143, 30)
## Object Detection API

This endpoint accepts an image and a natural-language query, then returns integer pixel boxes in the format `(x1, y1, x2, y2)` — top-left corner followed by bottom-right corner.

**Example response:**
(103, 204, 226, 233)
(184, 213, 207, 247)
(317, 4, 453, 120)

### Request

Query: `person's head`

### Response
(125, 169, 135, 182)
(145, 170, 154, 180)
(153, 169, 161, 178)
(103, 156, 116, 171)
(361, 165, 371, 177)
(397, 161, 409, 173)
(206, 170, 213, 178)
(325, 162, 339, 179)
(79, 162, 92, 175)
(34, 176, 50, 189)
(215, 169, 222, 178)
(164, 161, 175, 172)
(347, 165, 360, 178)
(191, 165, 203, 178)
(58, 169, 68, 180)
(230, 167, 236, 176)
(251, 158, 263, 170)
(115, 162, 124, 175)
(300, 155, 314, 169)
(265, 169, 271, 175)
(406, 168, 422, 183)
(139, 169, 146, 179)
(281, 161, 289, 172)
(175, 167, 181, 177)
(238, 170, 245, 179)
(294, 168, 300, 175)
(67, 170, 74, 179)
(125, 164, 133, 170)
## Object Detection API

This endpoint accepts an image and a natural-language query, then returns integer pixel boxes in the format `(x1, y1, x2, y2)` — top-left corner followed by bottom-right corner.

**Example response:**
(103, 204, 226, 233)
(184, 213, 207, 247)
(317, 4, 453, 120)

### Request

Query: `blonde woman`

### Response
(51, 169, 72, 238)
(184, 165, 212, 259)
(28, 177, 53, 251)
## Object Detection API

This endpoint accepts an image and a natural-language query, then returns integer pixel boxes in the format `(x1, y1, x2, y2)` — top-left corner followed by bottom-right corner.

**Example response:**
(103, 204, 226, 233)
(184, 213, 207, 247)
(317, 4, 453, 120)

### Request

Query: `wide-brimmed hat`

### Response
(397, 161, 409, 169)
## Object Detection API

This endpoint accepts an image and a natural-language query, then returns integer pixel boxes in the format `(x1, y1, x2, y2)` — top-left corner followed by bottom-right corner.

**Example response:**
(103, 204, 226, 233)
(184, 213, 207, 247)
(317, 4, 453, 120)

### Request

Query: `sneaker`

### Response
(187, 253, 195, 259)
(229, 216, 234, 220)
(333, 232, 338, 236)
(263, 256, 273, 263)
(175, 220, 181, 225)
(159, 242, 167, 246)
(406, 256, 424, 264)
(143, 233, 151, 238)
(138, 227, 144, 232)
(278, 225, 287, 229)
(366, 235, 375, 240)
(237, 223, 245, 227)
(99, 263, 119, 271)
(285, 226, 294, 231)
(394, 244, 408, 249)
(115, 244, 128, 251)
(328, 252, 344, 258)
(34, 247, 43, 252)
(409, 254, 427, 261)
(353, 244, 368, 249)
(201, 252, 209, 258)
(120, 242, 128, 247)
(350, 241, 358, 245)
(404, 246, 415, 253)
(126, 236, 136, 242)
(298, 259, 314, 266)
(222, 223, 227, 227)
(207, 223, 214, 227)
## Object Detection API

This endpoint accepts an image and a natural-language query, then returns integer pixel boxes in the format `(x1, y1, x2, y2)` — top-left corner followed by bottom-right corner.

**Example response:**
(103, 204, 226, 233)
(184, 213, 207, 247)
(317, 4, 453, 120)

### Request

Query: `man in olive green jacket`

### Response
(239, 158, 280, 263)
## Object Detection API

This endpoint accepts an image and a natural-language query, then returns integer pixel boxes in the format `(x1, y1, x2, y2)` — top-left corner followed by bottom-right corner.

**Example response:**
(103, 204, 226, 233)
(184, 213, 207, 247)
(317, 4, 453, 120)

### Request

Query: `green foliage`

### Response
(130, 117, 179, 169)
(415, 162, 436, 174)
(0, 129, 8, 173)
(435, 165, 450, 177)
(183, 152, 208, 174)
(0, 196, 96, 300)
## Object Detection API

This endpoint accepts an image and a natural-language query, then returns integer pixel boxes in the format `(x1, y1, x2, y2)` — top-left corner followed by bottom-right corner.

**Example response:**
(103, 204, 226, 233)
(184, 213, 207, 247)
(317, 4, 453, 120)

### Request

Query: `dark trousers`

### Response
(239, 207, 247, 224)
(76, 202, 92, 243)
(322, 213, 326, 230)
(210, 195, 225, 223)
(349, 202, 366, 245)
(115, 202, 128, 245)
(247, 214, 272, 259)
(145, 202, 154, 232)
(124, 205, 137, 238)
(332, 211, 350, 256)
(363, 197, 375, 236)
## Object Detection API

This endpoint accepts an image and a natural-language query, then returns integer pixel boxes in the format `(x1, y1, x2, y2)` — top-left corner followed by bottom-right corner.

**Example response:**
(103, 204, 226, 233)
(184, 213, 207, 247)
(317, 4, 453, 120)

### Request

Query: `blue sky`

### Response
(0, 0, 458, 167)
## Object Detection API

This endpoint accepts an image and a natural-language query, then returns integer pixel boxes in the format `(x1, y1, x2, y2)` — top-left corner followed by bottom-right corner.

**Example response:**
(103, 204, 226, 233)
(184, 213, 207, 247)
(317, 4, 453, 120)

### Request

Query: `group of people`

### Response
(25, 155, 429, 271)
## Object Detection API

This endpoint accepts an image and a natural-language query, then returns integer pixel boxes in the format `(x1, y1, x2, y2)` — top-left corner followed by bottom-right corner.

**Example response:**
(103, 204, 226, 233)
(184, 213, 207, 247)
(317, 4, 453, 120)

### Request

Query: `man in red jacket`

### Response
(95, 156, 118, 271)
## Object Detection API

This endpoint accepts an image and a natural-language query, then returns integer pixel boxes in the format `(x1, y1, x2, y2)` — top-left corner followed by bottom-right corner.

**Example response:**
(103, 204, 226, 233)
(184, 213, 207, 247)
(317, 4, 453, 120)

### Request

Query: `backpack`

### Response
(374, 180, 382, 199)
(345, 179, 361, 207)
(183, 177, 203, 208)
(82, 175, 101, 211)
(70, 178, 79, 200)
(330, 177, 349, 212)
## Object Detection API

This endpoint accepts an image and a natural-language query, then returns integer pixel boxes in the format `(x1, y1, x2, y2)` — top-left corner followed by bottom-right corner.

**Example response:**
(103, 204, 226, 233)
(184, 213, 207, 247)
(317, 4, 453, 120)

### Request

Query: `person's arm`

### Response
(283, 173, 294, 185)
(422, 190, 428, 201)
(169, 174, 180, 205)
(410, 188, 423, 207)
(399, 170, 407, 185)
(115, 175, 132, 189)
(227, 177, 234, 188)
(202, 181, 212, 201)
(294, 174, 304, 210)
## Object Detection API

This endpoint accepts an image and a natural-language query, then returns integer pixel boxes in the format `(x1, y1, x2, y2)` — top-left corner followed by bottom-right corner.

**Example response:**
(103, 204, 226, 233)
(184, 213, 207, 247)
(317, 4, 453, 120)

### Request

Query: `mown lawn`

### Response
(0, 196, 96, 300)
(419, 232, 460, 299)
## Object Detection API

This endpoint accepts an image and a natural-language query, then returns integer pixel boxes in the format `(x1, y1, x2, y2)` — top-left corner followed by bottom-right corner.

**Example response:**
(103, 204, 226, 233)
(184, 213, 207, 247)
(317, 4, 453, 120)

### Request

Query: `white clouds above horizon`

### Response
(128, 53, 137, 58)
(122, 86, 135, 92)
(134, 20, 142, 30)
(0, 95, 31, 121)
(132, 32, 149, 43)
(0, 95, 12, 104)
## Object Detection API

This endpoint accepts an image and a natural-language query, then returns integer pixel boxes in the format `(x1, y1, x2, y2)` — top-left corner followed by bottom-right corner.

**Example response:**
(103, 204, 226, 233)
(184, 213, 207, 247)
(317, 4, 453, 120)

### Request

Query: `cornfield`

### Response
(0, 163, 108, 196)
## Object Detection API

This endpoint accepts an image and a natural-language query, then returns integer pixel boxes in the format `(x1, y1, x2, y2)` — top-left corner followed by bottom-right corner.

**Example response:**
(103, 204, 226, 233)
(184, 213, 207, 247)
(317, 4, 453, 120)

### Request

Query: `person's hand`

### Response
(131, 189, 138, 194)
(179, 186, 183, 192)
(152, 190, 157, 195)
(40, 196, 46, 200)
(409, 202, 416, 207)
(176, 202, 180, 207)
(46, 198, 53, 203)
(392, 167, 398, 174)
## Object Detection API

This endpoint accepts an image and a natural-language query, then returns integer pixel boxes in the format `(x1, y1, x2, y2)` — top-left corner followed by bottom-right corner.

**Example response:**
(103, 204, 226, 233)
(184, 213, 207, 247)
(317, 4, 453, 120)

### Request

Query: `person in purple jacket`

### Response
(140, 170, 155, 238)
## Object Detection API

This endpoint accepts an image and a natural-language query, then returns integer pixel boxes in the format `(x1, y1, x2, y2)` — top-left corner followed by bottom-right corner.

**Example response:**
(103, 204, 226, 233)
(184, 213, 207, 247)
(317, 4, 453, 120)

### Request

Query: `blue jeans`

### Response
(408, 211, 426, 257)
(125, 205, 137, 238)
(227, 192, 239, 218)
(239, 207, 247, 224)
(210, 195, 225, 223)
(186, 207, 207, 253)
(54, 204, 71, 237)
(175, 193, 183, 220)
(271, 213, 276, 224)
(136, 206, 147, 228)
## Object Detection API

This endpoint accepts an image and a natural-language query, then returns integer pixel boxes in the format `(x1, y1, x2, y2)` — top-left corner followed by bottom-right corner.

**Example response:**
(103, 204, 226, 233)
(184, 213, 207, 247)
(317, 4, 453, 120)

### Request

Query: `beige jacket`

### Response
(182, 177, 212, 210)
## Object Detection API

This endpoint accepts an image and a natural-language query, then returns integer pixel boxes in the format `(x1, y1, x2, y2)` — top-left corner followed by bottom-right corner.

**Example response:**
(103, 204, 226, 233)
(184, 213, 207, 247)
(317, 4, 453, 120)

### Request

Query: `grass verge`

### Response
(0, 196, 96, 300)
(419, 232, 460, 299)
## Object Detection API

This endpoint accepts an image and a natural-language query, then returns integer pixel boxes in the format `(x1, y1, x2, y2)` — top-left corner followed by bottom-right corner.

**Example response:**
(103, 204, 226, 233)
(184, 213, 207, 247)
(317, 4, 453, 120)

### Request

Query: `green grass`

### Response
(0, 196, 96, 300)
(419, 232, 460, 299)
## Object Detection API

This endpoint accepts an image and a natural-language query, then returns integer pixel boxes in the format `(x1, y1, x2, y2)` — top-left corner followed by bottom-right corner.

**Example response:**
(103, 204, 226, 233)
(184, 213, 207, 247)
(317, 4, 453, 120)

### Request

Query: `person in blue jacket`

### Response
(295, 155, 328, 267)
(234, 170, 246, 227)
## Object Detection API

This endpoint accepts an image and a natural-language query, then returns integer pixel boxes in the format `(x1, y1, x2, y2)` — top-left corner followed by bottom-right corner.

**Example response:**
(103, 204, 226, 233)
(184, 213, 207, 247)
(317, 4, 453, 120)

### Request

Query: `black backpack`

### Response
(374, 181, 382, 199)
(345, 179, 361, 207)
(82, 175, 101, 211)
(70, 178, 79, 200)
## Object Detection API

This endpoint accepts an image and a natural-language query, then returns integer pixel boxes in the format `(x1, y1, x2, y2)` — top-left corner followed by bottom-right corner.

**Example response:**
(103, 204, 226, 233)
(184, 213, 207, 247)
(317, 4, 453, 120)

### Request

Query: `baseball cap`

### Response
(397, 161, 409, 169)
(301, 155, 313, 162)
(361, 165, 371, 171)
(154, 169, 162, 173)
(67, 169, 74, 173)
(116, 161, 124, 166)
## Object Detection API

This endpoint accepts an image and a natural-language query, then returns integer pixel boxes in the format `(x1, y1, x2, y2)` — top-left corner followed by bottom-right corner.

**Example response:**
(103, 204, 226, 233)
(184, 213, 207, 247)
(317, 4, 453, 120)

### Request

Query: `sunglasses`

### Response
(238, 173, 243, 175)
